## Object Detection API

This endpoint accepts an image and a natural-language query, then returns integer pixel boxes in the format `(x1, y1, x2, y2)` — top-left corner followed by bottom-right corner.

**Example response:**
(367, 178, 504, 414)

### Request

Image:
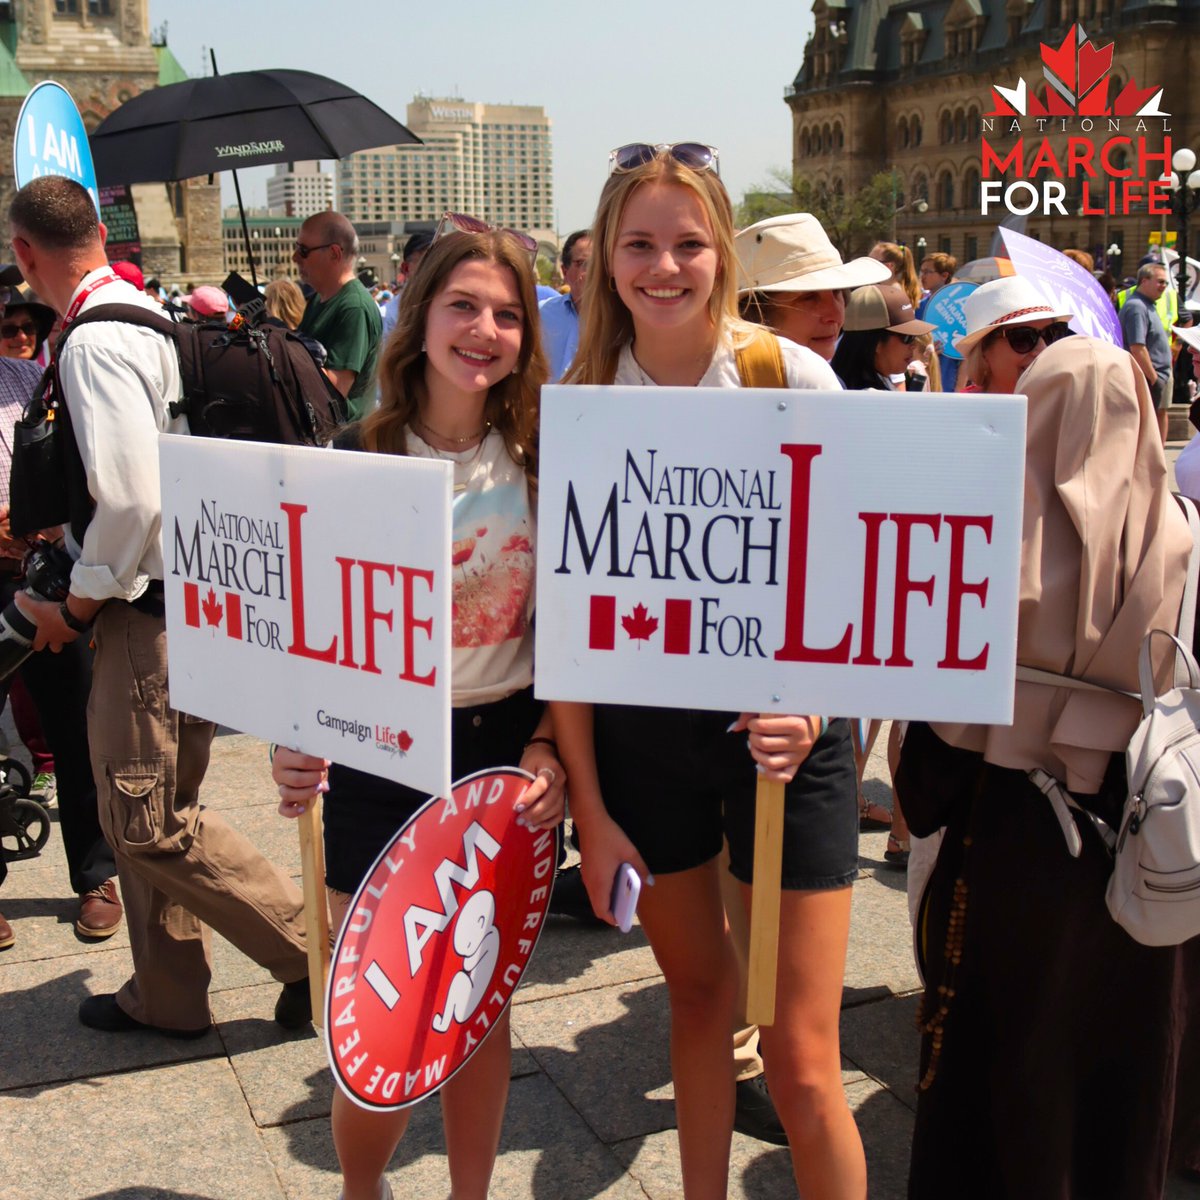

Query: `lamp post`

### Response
(390, 251, 401, 288)
(915, 235, 928, 261)
(1169, 147, 1200, 300)
(889, 172, 929, 244)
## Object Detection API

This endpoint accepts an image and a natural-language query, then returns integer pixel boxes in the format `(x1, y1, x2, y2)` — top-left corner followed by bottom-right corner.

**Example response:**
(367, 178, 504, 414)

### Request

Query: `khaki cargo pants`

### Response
(90, 602, 307, 1031)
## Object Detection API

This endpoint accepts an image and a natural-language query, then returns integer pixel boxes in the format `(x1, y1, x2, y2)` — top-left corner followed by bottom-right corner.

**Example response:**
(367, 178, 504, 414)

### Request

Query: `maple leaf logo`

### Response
(202, 588, 223, 628)
(397, 730, 413, 753)
(621, 603, 658, 647)
(986, 23, 1167, 118)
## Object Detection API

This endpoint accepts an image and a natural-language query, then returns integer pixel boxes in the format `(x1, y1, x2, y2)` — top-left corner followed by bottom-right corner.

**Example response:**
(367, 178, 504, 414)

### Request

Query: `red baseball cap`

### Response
(110, 260, 145, 291)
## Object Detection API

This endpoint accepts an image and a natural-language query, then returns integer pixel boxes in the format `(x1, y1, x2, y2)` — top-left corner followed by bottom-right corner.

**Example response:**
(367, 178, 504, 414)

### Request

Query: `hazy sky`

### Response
(147, 0, 816, 233)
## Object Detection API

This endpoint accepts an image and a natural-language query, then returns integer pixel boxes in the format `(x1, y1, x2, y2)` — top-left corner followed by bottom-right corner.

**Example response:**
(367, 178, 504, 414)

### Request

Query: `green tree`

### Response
(737, 169, 902, 258)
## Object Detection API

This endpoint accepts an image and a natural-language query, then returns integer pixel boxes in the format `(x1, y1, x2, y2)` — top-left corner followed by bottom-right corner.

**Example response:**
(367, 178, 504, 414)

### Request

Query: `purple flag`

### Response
(999, 228, 1122, 347)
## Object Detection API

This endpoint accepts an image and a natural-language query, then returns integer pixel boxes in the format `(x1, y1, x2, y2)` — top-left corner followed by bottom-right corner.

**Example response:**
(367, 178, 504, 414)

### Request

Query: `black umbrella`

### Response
(90, 65, 421, 285)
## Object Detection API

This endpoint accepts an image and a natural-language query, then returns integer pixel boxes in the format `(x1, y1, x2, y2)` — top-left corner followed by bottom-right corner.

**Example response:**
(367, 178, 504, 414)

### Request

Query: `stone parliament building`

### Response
(0, 0, 221, 285)
(786, 0, 1199, 270)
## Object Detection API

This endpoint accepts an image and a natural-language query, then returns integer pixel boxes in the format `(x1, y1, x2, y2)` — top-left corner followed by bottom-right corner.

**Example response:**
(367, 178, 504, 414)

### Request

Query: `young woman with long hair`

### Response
(556, 143, 866, 1200)
(272, 227, 565, 1200)
(869, 241, 921, 310)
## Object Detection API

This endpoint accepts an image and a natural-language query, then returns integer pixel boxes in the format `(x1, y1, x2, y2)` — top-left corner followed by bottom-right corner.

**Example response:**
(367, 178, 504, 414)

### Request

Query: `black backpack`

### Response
(9, 304, 348, 540)
(70, 303, 346, 443)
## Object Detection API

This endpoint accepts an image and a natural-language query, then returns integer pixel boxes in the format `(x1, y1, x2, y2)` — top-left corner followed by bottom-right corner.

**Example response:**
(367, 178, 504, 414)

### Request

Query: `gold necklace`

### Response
(415, 414, 491, 448)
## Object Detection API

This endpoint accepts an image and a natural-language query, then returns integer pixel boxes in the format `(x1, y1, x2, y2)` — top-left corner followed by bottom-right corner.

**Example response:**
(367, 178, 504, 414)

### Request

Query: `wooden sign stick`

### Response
(298, 796, 331, 1030)
(745, 777, 786, 1027)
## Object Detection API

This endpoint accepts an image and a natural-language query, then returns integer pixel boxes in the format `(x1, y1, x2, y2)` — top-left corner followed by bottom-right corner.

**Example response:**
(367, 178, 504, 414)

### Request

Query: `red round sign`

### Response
(325, 767, 559, 1110)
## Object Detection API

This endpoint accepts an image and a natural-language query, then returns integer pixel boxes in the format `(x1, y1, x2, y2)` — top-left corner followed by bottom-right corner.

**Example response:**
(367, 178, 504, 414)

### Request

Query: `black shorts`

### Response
(592, 705, 858, 890)
(323, 687, 543, 894)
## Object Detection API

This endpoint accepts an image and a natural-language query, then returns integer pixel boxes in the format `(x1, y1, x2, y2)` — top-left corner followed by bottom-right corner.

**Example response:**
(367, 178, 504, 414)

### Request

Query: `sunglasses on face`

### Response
(890, 332, 917, 346)
(607, 142, 720, 176)
(0, 321, 36, 339)
(987, 321, 1073, 354)
(293, 241, 334, 259)
(433, 212, 538, 262)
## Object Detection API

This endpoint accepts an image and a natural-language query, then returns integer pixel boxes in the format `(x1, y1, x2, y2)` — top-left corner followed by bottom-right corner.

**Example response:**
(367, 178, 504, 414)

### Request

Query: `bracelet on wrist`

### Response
(58, 601, 92, 634)
(525, 736, 558, 755)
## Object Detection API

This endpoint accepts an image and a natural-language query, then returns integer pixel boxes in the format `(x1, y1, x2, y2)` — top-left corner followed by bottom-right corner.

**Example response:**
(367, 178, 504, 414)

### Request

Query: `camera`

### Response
(0, 542, 76, 682)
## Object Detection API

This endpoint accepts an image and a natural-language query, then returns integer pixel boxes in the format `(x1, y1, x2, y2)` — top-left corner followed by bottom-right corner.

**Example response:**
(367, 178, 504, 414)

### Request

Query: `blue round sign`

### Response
(13, 81, 99, 214)
(923, 281, 979, 362)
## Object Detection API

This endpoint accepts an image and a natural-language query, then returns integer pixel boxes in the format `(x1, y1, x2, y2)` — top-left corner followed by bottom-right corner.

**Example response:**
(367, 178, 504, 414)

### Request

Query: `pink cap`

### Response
(180, 285, 230, 317)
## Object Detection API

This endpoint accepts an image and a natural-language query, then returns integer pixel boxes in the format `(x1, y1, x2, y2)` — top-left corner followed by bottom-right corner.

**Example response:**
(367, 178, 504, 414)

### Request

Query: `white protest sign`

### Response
(535, 387, 1026, 722)
(160, 436, 452, 797)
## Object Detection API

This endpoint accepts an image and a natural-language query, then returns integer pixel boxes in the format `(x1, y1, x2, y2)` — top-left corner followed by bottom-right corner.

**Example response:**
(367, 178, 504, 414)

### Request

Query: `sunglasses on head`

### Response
(433, 212, 538, 261)
(0, 320, 36, 339)
(987, 321, 1073, 354)
(608, 143, 720, 176)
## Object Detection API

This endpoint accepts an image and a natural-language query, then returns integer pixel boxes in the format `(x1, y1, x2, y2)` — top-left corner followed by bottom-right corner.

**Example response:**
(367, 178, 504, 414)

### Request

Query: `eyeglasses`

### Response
(890, 332, 918, 346)
(607, 143, 720, 177)
(433, 212, 538, 261)
(987, 321, 1073, 354)
(0, 321, 36, 339)
(293, 241, 335, 259)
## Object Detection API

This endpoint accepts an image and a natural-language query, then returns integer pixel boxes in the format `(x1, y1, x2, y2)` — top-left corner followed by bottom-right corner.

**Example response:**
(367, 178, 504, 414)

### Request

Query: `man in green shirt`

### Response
(294, 211, 381, 421)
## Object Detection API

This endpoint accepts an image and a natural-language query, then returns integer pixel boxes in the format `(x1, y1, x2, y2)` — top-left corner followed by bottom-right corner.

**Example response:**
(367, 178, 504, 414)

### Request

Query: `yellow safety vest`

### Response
(1116, 284, 1179, 329)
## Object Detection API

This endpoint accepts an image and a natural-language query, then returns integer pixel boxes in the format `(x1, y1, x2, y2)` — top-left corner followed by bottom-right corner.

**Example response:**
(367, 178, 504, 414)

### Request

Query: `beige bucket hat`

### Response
(735, 213, 892, 294)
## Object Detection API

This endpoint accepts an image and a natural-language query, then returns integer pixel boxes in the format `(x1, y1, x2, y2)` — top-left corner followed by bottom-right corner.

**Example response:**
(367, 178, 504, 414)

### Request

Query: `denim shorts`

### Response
(592, 706, 858, 890)
(323, 687, 542, 894)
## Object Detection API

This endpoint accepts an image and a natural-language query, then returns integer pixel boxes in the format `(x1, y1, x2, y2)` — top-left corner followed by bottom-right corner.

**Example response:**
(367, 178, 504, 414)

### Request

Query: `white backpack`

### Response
(1021, 495, 1200, 947)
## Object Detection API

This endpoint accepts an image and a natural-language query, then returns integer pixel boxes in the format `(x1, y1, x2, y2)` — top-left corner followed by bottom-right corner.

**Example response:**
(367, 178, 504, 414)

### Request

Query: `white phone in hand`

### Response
(610, 862, 641, 933)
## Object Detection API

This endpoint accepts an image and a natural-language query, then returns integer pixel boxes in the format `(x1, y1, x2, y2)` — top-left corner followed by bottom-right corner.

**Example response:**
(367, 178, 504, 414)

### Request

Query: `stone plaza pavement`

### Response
(5, 726, 1200, 1200)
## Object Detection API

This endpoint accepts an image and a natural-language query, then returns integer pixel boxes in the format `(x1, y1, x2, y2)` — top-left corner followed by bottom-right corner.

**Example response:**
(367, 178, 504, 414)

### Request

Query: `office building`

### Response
(338, 97, 554, 237)
(266, 161, 334, 220)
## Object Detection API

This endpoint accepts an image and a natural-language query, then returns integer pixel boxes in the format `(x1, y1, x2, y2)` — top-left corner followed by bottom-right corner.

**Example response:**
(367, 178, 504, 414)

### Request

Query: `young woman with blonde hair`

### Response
(556, 143, 866, 1200)
(263, 278, 306, 330)
(273, 226, 564, 1200)
(869, 241, 921, 311)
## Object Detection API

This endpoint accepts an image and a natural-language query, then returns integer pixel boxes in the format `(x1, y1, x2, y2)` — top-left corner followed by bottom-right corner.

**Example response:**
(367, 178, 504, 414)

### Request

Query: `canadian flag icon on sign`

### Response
(183, 581, 244, 640)
(588, 596, 692, 655)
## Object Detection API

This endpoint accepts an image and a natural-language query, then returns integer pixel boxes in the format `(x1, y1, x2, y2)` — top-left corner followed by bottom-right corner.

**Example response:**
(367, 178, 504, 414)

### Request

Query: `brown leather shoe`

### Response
(76, 879, 123, 939)
(0, 910, 13, 950)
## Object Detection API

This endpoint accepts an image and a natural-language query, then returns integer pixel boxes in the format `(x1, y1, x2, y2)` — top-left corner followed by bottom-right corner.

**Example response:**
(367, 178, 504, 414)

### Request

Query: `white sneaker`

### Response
(31, 772, 56, 807)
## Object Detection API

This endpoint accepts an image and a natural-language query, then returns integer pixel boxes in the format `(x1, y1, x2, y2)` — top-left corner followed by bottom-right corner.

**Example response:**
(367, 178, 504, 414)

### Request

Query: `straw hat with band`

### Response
(0, 281, 56, 350)
(736, 213, 893, 294)
(843, 281, 936, 335)
(953, 275, 1074, 354)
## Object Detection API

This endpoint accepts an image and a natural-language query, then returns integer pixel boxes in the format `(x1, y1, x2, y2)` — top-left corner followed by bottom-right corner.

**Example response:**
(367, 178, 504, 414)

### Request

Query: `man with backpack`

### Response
(7, 176, 310, 1038)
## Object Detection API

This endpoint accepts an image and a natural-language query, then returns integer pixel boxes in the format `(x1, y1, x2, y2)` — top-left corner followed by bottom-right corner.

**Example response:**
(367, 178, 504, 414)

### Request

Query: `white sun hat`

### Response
(735, 213, 893, 294)
(953, 275, 1075, 353)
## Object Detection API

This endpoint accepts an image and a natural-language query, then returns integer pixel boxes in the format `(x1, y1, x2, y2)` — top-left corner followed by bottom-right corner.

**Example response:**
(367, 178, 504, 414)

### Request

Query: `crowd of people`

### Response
(1, 151, 1198, 1200)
